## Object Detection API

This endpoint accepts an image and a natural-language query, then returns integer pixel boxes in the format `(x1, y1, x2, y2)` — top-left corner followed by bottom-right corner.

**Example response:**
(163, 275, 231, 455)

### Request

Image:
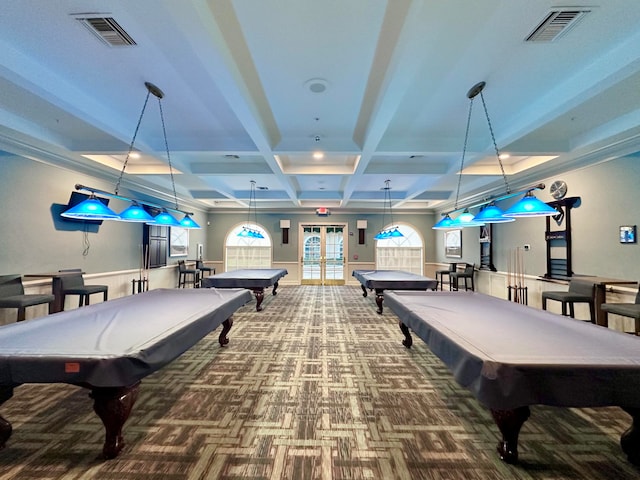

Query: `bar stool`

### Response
(601, 288, 640, 334)
(0, 274, 55, 322)
(542, 279, 595, 322)
(178, 260, 199, 288)
(196, 260, 215, 278)
(450, 263, 475, 291)
(435, 263, 456, 290)
(59, 269, 108, 309)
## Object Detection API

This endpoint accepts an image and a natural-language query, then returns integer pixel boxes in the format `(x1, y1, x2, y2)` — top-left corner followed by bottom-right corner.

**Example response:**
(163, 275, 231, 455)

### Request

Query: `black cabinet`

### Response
(479, 224, 496, 271)
(143, 224, 168, 268)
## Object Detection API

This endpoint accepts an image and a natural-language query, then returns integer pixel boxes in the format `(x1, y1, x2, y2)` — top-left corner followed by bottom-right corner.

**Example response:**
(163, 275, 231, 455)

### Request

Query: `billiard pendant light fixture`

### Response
(61, 82, 200, 229)
(375, 179, 404, 240)
(237, 180, 264, 239)
(433, 81, 556, 229)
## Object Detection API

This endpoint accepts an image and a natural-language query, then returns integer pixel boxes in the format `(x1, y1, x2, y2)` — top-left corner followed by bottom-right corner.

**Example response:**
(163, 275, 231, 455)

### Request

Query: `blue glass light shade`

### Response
(151, 209, 181, 226)
(61, 195, 120, 220)
(388, 227, 404, 237)
(252, 230, 265, 239)
(119, 203, 155, 222)
(179, 214, 201, 229)
(472, 203, 515, 223)
(375, 227, 404, 239)
(432, 214, 455, 230)
(450, 209, 485, 227)
(503, 192, 558, 217)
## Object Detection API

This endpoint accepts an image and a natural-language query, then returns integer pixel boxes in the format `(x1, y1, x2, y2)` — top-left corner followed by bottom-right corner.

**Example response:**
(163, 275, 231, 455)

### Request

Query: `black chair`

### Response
(0, 274, 55, 322)
(196, 260, 215, 278)
(601, 288, 640, 334)
(542, 279, 595, 322)
(178, 260, 199, 288)
(435, 263, 456, 291)
(59, 270, 108, 309)
(450, 263, 475, 291)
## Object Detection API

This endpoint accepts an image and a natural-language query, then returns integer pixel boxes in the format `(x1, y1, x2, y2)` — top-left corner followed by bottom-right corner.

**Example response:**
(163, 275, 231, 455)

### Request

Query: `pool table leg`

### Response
(621, 407, 640, 465)
(375, 289, 384, 314)
(219, 317, 233, 346)
(399, 321, 413, 348)
(272, 281, 279, 296)
(252, 288, 265, 311)
(90, 382, 140, 459)
(360, 285, 368, 297)
(0, 386, 14, 449)
(490, 406, 531, 464)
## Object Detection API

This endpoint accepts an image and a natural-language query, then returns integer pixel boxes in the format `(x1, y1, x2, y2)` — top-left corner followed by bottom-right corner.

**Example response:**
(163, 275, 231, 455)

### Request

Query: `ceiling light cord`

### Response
(381, 180, 389, 230)
(479, 91, 510, 195)
(250, 180, 257, 226)
(454, 96, 474, 211)
(156, 95, 179, 211)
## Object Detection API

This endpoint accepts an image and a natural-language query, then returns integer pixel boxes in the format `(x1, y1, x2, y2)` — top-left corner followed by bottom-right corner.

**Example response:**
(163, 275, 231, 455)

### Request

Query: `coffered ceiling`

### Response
(1, 1, 639, 213)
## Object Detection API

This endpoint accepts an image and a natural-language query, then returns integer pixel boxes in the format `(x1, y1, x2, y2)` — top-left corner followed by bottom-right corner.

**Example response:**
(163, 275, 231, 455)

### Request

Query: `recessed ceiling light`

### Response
(129, 152, 140, 159)
(313, 151, 324, 160)
(499, 153, 510, 160)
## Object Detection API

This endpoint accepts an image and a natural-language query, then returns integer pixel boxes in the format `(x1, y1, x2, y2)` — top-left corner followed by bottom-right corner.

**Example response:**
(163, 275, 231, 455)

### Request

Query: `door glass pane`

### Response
(303, 227, 321, 280)
(325, 226, 344, 280)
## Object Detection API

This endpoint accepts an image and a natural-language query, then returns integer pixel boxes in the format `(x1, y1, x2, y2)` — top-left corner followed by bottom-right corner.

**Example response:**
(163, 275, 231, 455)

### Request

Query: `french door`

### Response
(300, 224, 346, 285)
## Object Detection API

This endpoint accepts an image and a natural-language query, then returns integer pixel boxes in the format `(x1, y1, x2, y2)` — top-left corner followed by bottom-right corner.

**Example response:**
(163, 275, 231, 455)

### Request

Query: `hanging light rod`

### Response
(441, 183, 546, 218)
(72, 184, 195, 217)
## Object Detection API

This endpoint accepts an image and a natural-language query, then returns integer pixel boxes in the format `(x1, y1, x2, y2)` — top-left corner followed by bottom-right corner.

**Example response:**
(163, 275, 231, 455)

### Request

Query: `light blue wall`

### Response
(2, 152, 639, 282)
(0, 153, 207, 274)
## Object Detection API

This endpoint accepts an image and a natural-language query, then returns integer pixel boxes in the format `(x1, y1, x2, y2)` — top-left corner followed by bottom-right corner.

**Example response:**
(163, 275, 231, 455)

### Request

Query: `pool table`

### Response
(384, 290, 640, 465)
(352, 269, 438, 314)
(201, 268, 288, 311)
(0, 287, 251, 458)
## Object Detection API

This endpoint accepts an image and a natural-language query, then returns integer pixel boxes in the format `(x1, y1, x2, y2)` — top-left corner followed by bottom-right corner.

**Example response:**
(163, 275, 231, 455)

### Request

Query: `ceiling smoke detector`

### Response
(304, 78, 329, 94)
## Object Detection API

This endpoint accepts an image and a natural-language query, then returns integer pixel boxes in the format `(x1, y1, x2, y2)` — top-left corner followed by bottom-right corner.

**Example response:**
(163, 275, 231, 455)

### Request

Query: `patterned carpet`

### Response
(0, 285, 638, 479)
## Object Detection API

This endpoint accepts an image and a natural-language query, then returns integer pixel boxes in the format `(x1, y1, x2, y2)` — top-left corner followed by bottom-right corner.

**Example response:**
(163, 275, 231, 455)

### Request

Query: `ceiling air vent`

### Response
(76, 17, 136, 46)
(525, 9, 590, 42)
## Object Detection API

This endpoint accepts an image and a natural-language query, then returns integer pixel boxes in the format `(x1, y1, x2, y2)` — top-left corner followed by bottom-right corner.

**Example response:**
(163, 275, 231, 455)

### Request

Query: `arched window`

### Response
(225, 223, 272, 271)
(375, 223, 424, 274)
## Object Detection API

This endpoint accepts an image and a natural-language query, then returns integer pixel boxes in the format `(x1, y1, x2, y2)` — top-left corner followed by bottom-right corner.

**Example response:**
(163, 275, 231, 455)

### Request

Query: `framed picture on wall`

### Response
(620, 225, 637, 244)
(169, 227, 189, 256)
(445, 229, 462, 258)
